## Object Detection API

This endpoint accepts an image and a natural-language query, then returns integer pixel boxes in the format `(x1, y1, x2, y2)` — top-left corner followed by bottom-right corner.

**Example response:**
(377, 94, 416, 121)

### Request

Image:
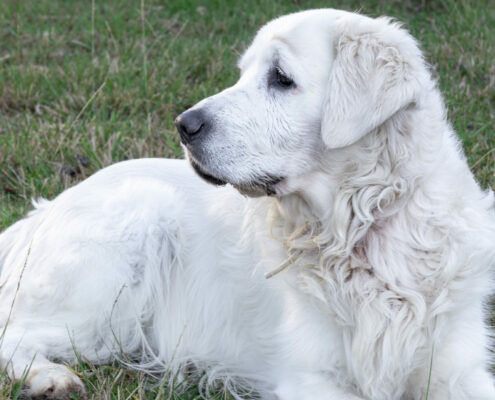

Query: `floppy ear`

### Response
(321, 19, 423, 149)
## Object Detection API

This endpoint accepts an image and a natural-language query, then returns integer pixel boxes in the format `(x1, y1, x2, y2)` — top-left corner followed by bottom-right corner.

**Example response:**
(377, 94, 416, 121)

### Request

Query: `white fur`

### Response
(0, 9, 494, 400)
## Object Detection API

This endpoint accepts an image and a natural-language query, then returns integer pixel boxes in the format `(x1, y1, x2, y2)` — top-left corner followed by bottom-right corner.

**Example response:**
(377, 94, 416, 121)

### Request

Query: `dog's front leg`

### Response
(273, 372, 364, 400)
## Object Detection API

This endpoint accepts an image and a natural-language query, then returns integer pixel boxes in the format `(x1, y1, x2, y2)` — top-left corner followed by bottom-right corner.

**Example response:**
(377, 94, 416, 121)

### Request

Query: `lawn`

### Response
(0, 0, 494, 398)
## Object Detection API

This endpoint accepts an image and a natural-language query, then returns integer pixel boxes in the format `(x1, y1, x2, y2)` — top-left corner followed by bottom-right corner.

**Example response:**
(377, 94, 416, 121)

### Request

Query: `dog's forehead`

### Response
(239, 9, 347, 71)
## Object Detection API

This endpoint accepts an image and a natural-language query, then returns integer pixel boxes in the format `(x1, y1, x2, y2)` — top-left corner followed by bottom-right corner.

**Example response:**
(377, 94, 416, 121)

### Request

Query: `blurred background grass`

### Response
(0, 0, 494, 398)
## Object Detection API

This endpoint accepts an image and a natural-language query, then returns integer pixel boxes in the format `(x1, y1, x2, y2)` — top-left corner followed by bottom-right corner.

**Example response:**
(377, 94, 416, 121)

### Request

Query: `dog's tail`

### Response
(0, 198, 51, 274)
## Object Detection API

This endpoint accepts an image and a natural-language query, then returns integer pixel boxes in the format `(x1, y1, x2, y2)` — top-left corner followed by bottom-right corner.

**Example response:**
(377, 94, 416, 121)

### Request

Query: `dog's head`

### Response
(175, 9, 428, 197)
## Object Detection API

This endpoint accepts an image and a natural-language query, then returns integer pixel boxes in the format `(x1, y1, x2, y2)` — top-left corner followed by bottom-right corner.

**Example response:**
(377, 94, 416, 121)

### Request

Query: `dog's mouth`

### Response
(189, 157, 228, 187)
(188, 156, 283, 197)
(232, 176, 283, 197)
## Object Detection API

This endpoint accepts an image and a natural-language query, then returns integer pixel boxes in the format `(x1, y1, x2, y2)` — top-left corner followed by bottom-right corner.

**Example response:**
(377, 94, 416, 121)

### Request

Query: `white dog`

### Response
(0, 8, 494, 400)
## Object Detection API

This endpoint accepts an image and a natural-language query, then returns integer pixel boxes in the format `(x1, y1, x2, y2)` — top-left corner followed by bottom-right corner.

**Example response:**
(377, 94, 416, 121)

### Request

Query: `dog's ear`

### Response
(321, 18, 424, 149)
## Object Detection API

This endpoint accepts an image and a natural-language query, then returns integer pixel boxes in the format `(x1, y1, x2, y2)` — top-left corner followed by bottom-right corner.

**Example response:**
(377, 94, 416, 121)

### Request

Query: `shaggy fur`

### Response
(0, 9, 494, 400)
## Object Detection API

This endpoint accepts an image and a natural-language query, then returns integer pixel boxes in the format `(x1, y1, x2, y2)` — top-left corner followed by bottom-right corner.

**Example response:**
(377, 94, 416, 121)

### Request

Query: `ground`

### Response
(0, 0, 493, 398)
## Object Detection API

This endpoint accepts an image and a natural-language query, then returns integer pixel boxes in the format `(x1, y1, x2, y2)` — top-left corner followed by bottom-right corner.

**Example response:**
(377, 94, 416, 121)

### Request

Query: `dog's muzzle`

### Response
(175, 109, 284, 197)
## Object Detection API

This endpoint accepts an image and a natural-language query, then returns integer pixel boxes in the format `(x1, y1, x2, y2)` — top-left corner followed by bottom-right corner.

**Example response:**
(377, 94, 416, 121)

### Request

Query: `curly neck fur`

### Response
(270, 101, 443, 267)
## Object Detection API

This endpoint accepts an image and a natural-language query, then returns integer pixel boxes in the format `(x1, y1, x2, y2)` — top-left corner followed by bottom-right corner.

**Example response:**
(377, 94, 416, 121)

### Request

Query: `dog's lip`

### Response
(233, 176, 284, 197)
(189, 158, 228, 187)
(186, 152, 284, 196)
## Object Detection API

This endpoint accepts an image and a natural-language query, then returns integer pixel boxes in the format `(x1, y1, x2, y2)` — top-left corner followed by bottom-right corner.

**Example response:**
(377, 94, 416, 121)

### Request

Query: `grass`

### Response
(0, 0, 493, 398)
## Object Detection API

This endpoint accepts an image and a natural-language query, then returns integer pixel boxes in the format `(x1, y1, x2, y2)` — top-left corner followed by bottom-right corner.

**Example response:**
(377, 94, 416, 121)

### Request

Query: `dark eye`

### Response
(272, 67, 295, 89)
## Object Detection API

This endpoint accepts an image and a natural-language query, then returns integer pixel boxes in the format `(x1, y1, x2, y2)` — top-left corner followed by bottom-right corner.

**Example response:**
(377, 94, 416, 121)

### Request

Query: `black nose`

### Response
(175, 109, 206, 144)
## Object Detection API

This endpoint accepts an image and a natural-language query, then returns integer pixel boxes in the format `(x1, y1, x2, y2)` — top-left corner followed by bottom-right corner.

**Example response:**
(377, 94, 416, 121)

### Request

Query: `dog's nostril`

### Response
(175, 109, 206, 144)
(176, 118, 203, 136)
(190, 122, 204, 136)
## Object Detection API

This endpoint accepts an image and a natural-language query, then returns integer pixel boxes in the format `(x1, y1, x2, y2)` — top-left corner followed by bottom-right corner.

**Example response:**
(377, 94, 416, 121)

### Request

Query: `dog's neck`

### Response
(270, 89, 451, 262)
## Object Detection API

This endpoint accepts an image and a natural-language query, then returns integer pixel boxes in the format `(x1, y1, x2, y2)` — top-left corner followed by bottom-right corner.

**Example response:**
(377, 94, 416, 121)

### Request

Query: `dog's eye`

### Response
(271, 67, 295, 89)
(276, 67, 294, 87)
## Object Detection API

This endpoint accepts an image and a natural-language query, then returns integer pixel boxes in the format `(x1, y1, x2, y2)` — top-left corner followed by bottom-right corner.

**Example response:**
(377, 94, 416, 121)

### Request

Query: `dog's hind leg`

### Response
(0, 325, 86, 399)
(0, 202, 86, 398)
(0, 176, 188, 398)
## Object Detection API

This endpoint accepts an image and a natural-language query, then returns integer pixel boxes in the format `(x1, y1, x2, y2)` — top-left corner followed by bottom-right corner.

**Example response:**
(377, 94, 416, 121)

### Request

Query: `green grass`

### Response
(0, 0, 493, 398)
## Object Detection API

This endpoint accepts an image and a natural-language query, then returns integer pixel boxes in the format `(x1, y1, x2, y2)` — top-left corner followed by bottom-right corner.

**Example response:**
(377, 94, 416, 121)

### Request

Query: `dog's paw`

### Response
(25, 364, 87, 399)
